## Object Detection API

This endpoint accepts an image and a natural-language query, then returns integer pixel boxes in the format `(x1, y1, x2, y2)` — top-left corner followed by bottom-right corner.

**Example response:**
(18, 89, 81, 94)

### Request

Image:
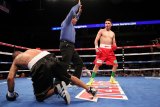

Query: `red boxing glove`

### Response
(112, 45, 117, 51)
(36, 48, 41, 50)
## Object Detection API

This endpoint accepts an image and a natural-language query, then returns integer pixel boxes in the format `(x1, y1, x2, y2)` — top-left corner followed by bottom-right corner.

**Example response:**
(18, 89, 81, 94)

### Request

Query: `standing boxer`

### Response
(87, 19, 118, 85)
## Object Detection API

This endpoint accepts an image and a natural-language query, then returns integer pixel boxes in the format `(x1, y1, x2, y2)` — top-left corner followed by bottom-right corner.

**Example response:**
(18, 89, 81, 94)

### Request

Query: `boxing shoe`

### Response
(109, 76, 118, 84)
(55, 81, 70, 105)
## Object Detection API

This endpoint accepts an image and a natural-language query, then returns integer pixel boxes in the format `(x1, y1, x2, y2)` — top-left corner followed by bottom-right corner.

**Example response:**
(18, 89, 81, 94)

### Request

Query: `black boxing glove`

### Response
(87, 87, 97, 97)
(6, 91, 19, 101)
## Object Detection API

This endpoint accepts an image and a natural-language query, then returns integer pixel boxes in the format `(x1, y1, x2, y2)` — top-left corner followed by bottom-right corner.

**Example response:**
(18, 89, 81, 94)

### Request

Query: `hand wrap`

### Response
(95, 46, 101, 55)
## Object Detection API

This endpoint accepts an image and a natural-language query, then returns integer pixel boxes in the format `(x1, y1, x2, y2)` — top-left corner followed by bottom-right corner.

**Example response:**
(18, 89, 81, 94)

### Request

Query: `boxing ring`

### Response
(0, 41, 160, 107)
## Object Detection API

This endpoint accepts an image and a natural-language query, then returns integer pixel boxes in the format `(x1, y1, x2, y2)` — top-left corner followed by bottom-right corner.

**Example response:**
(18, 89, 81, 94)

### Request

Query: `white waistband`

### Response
(28, 51, 50, 70)
(100, 44, 111, 49)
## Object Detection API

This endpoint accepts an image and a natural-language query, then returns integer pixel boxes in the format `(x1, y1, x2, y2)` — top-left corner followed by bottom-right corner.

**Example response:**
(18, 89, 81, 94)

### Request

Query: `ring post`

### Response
(122, 47, 125, 72)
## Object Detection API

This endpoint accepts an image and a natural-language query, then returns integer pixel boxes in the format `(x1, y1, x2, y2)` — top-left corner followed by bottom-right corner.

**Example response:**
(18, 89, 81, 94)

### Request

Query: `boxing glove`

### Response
(112, 45, 117, 51)
(6, 91, 19, 101)
(87, 87, 97, 96)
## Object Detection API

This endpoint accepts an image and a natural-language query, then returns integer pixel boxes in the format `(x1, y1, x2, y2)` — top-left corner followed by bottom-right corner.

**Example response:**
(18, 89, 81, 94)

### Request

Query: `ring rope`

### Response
(1, 41, 160, 51)
(0, 70, 30, 73)
(67, 68, 160, 72)
(81, 60, 160, 65)
(0, 62, 12, 64)
(0, 68, 160, 73)
(0, 42, 30, 50)
(123, 52, 160, 56)
(0, 51, 12, 55)
(1, 51, 159, 57)
(55, 52, 160, 58)
(44, 44, 160, 51)
(122, 60, 160, 64)
(1, 60, 160, 65)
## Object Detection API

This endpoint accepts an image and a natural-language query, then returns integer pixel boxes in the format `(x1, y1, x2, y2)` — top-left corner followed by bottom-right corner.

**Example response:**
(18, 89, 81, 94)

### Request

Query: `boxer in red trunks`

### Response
(87, 18, 118, 85)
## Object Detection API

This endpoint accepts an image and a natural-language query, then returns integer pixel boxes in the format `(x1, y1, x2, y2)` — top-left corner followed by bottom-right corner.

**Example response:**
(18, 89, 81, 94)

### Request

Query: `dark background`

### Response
(0, 0, 160, 49)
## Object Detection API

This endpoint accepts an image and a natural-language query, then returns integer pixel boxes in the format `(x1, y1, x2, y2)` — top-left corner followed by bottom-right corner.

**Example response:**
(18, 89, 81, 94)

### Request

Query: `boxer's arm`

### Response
(70, 75, 97, 96)
(112, 32, 117, 51)
(94, 29, 102, 50)
(6, 60, 19, 101)
(7, 61, 18, 93)
(70, 75, 88, 90)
